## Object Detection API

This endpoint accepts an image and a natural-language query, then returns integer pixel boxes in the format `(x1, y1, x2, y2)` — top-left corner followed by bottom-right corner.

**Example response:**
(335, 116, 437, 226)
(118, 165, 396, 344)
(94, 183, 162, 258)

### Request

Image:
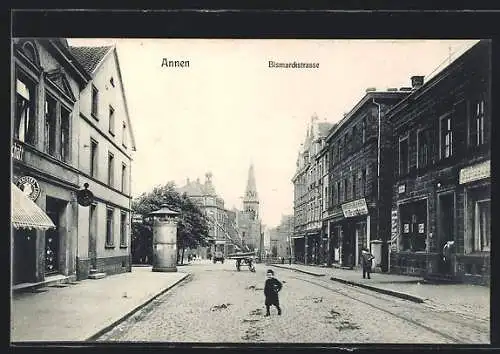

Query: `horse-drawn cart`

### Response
(227, 251, 256, 272)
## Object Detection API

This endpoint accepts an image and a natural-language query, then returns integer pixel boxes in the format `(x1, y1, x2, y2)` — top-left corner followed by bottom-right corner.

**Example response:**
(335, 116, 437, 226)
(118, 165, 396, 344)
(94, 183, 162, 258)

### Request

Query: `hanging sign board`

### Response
(341, 198, 368, 218)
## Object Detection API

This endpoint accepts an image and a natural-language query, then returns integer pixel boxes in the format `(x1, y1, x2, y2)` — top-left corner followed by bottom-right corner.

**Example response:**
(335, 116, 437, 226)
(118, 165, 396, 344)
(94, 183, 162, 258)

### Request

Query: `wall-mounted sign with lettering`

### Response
(398, 184, 406, 194)
(341, 198, 368, 218)
(403, 223, 410, 233)
(16, 176, 41, 201)
(459, 160, 490, 185)
(418, 223, 425, 234)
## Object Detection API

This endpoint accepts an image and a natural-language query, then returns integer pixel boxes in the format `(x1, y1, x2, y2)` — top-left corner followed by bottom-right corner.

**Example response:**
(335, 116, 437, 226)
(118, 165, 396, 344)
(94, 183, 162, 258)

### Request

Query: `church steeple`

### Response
(243, 163, 259, 220)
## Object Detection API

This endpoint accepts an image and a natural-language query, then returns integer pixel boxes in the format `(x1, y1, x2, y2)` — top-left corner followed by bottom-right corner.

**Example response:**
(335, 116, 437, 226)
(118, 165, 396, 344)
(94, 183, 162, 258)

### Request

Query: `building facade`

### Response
(292, 116, 333, 265)
(269, 215, 294, 260)
(70, 44, 137, 279)
(12, 38, 90, 285)
(387, 40, 491, 285)
(323, 90, 409, 271)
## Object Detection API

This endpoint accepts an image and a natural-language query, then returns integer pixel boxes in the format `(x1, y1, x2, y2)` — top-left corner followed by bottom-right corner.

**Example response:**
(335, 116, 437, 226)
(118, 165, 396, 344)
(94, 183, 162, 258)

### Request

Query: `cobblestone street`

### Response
(97, 261, 489, 343)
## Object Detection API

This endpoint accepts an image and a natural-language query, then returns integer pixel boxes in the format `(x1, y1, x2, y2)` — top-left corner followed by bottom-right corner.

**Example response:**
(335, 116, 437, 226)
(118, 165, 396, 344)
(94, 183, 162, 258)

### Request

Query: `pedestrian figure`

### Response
(361, 247, 375, 279)
(288, 257, 292, 265)
(264, 269, 282, 316)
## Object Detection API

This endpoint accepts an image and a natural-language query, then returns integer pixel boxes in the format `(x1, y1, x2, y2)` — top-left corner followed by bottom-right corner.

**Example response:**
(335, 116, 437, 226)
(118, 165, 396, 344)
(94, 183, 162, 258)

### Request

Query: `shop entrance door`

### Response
(438, 193, 455, 274)
(400, 200, 427, 252)
(13, 228, 36, 284)
(342, 223, 355, 268)
(45, 197, 65, 275)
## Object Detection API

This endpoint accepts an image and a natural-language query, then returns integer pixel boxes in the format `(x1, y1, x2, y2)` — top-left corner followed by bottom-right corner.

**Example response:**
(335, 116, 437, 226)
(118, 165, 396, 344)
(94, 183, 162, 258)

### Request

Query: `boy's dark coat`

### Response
(264, 277, 282, 306)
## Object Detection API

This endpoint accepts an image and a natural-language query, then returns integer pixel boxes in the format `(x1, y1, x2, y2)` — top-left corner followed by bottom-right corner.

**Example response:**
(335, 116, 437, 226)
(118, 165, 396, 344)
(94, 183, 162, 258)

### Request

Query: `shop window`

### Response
(470, 99, 486, 147)
(108, 152, 114, 187)
(474, 200, 490, 252)
(109, 106, 115, 135)
(120, 211, 127, 247)
(90, 139, 98, 178)
(60, 108, 70, 162)
(399, 135, 409, 176)
(91, 85, 99, 118)
(15, 77, 36, 145)
(106, 207, 115, 247)
(417, 129, 430, 169)
(44, 96, 57, 156)
(440, 114, 453, 159)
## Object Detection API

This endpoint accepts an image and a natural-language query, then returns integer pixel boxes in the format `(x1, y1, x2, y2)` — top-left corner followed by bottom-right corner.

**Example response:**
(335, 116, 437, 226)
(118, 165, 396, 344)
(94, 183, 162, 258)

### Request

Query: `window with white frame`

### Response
(440, 114, 453, 159)
(91, 85, 99, 118)
(471, 99, 486, 147)
(15, 76, 36, 145)
(106, 207, 115, 247)
(90, 139, 98, 178)
(120, 211, 127, 247)
(44, 95, 57, 156)
(108, 152, 114, 186)
(109, 106, 115, 135)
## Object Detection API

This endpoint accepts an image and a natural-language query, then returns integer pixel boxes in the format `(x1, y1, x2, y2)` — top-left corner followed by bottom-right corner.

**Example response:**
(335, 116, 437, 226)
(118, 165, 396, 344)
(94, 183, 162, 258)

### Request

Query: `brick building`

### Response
(323, 90, 409, 271)
(387, 40, 490, 285)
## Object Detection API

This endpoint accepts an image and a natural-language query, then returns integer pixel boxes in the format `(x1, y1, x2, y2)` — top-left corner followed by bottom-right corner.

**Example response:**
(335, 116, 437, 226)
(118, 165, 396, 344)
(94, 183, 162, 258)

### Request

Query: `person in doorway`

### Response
(264, 269, 282, 316)
(361, 247, 375, 279)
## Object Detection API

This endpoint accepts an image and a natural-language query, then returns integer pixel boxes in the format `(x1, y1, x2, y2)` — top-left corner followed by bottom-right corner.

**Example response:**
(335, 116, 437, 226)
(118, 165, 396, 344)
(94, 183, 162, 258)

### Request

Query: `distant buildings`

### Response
(268, 214, 294, 260)
(292, 116, 333, 264)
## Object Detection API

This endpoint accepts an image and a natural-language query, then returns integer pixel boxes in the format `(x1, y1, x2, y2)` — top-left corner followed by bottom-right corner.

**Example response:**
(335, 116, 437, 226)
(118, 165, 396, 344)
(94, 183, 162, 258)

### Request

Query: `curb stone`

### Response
(271, 265, 326, 277)
(86, 273, 191, 341)
(330, 276, 425, 303)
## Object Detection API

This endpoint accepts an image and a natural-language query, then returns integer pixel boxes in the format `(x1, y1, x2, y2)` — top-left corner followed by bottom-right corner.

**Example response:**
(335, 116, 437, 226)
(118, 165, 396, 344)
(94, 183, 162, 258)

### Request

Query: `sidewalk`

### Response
(11, 266, 189, 342)
(272, 264, 490, 320)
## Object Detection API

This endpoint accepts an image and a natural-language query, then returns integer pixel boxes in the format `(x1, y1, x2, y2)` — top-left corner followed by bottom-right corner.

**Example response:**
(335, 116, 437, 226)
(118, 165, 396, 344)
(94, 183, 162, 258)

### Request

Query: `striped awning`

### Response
(11, 182, 56, 230)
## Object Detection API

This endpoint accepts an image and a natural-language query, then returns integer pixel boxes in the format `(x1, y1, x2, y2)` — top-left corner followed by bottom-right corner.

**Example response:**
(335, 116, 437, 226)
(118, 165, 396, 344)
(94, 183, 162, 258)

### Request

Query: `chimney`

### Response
(411, 76, 424, 89)
(365, 87, 376, 93)
(186, 177, 190, 184)
(399, 87, 413, 91)
(387, 88, 398, 92)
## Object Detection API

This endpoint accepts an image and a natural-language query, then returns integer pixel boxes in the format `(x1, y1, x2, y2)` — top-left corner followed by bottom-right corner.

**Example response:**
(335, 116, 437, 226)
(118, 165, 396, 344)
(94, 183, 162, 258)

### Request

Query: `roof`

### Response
(11, 183, 56, 230)
(69, 46, 113, 73)
(385, 40, 489, 123)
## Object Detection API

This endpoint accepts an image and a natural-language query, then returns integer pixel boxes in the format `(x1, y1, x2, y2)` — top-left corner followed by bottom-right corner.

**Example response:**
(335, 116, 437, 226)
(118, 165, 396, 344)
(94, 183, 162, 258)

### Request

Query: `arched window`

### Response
(21, 41, 40, 66)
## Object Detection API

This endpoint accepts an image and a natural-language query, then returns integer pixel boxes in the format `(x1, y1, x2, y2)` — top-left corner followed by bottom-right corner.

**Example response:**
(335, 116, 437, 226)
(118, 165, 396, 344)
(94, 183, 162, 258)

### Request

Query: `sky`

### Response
(68, 38, 478, 228)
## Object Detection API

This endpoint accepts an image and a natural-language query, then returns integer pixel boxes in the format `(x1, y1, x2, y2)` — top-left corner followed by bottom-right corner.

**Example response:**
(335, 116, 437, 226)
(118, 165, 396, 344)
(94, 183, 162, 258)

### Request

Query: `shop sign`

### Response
(403, 223, 410, 233)
(418, 223, 425, 234)
(77, 183, 94, 207)
(459, 160, 490, 185)
(398, 184, 406, 194)
(12, 142, 24, 160)
(341, 198, 368, 218)
(391, 209, 398, 235)
(16, 176, 41, 201)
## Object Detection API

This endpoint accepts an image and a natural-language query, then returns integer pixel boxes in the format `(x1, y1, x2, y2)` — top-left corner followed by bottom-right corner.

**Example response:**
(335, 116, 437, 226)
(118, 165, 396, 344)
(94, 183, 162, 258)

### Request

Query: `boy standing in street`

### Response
(361, 248, 375, 279)
(264, 269, 282, 316)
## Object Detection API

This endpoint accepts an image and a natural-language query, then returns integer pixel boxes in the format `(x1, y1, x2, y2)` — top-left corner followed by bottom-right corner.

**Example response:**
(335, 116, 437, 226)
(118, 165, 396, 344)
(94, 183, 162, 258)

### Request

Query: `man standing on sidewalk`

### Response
(361, 248, 375, 279)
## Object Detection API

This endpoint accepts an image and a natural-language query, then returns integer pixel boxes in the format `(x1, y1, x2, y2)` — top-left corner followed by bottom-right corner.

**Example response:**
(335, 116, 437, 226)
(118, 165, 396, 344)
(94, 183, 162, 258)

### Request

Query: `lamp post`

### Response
(148, 204, 179, 272)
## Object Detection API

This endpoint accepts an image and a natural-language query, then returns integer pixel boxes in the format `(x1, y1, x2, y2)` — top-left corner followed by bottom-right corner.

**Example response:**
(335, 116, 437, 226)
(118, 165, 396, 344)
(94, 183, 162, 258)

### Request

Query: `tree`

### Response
(132, 182, 212, 265)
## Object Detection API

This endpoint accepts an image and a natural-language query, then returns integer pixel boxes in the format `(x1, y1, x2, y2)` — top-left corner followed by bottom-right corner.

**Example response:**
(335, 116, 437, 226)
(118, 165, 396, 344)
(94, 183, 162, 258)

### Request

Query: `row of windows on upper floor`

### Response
(89, 138, 129, 194)
(396, 96, 489, 178)
(15, 71, 130, 194)
(98, 204, 129, 248)
(14, 68, 128, 162)
(91, 84, 128, 149)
